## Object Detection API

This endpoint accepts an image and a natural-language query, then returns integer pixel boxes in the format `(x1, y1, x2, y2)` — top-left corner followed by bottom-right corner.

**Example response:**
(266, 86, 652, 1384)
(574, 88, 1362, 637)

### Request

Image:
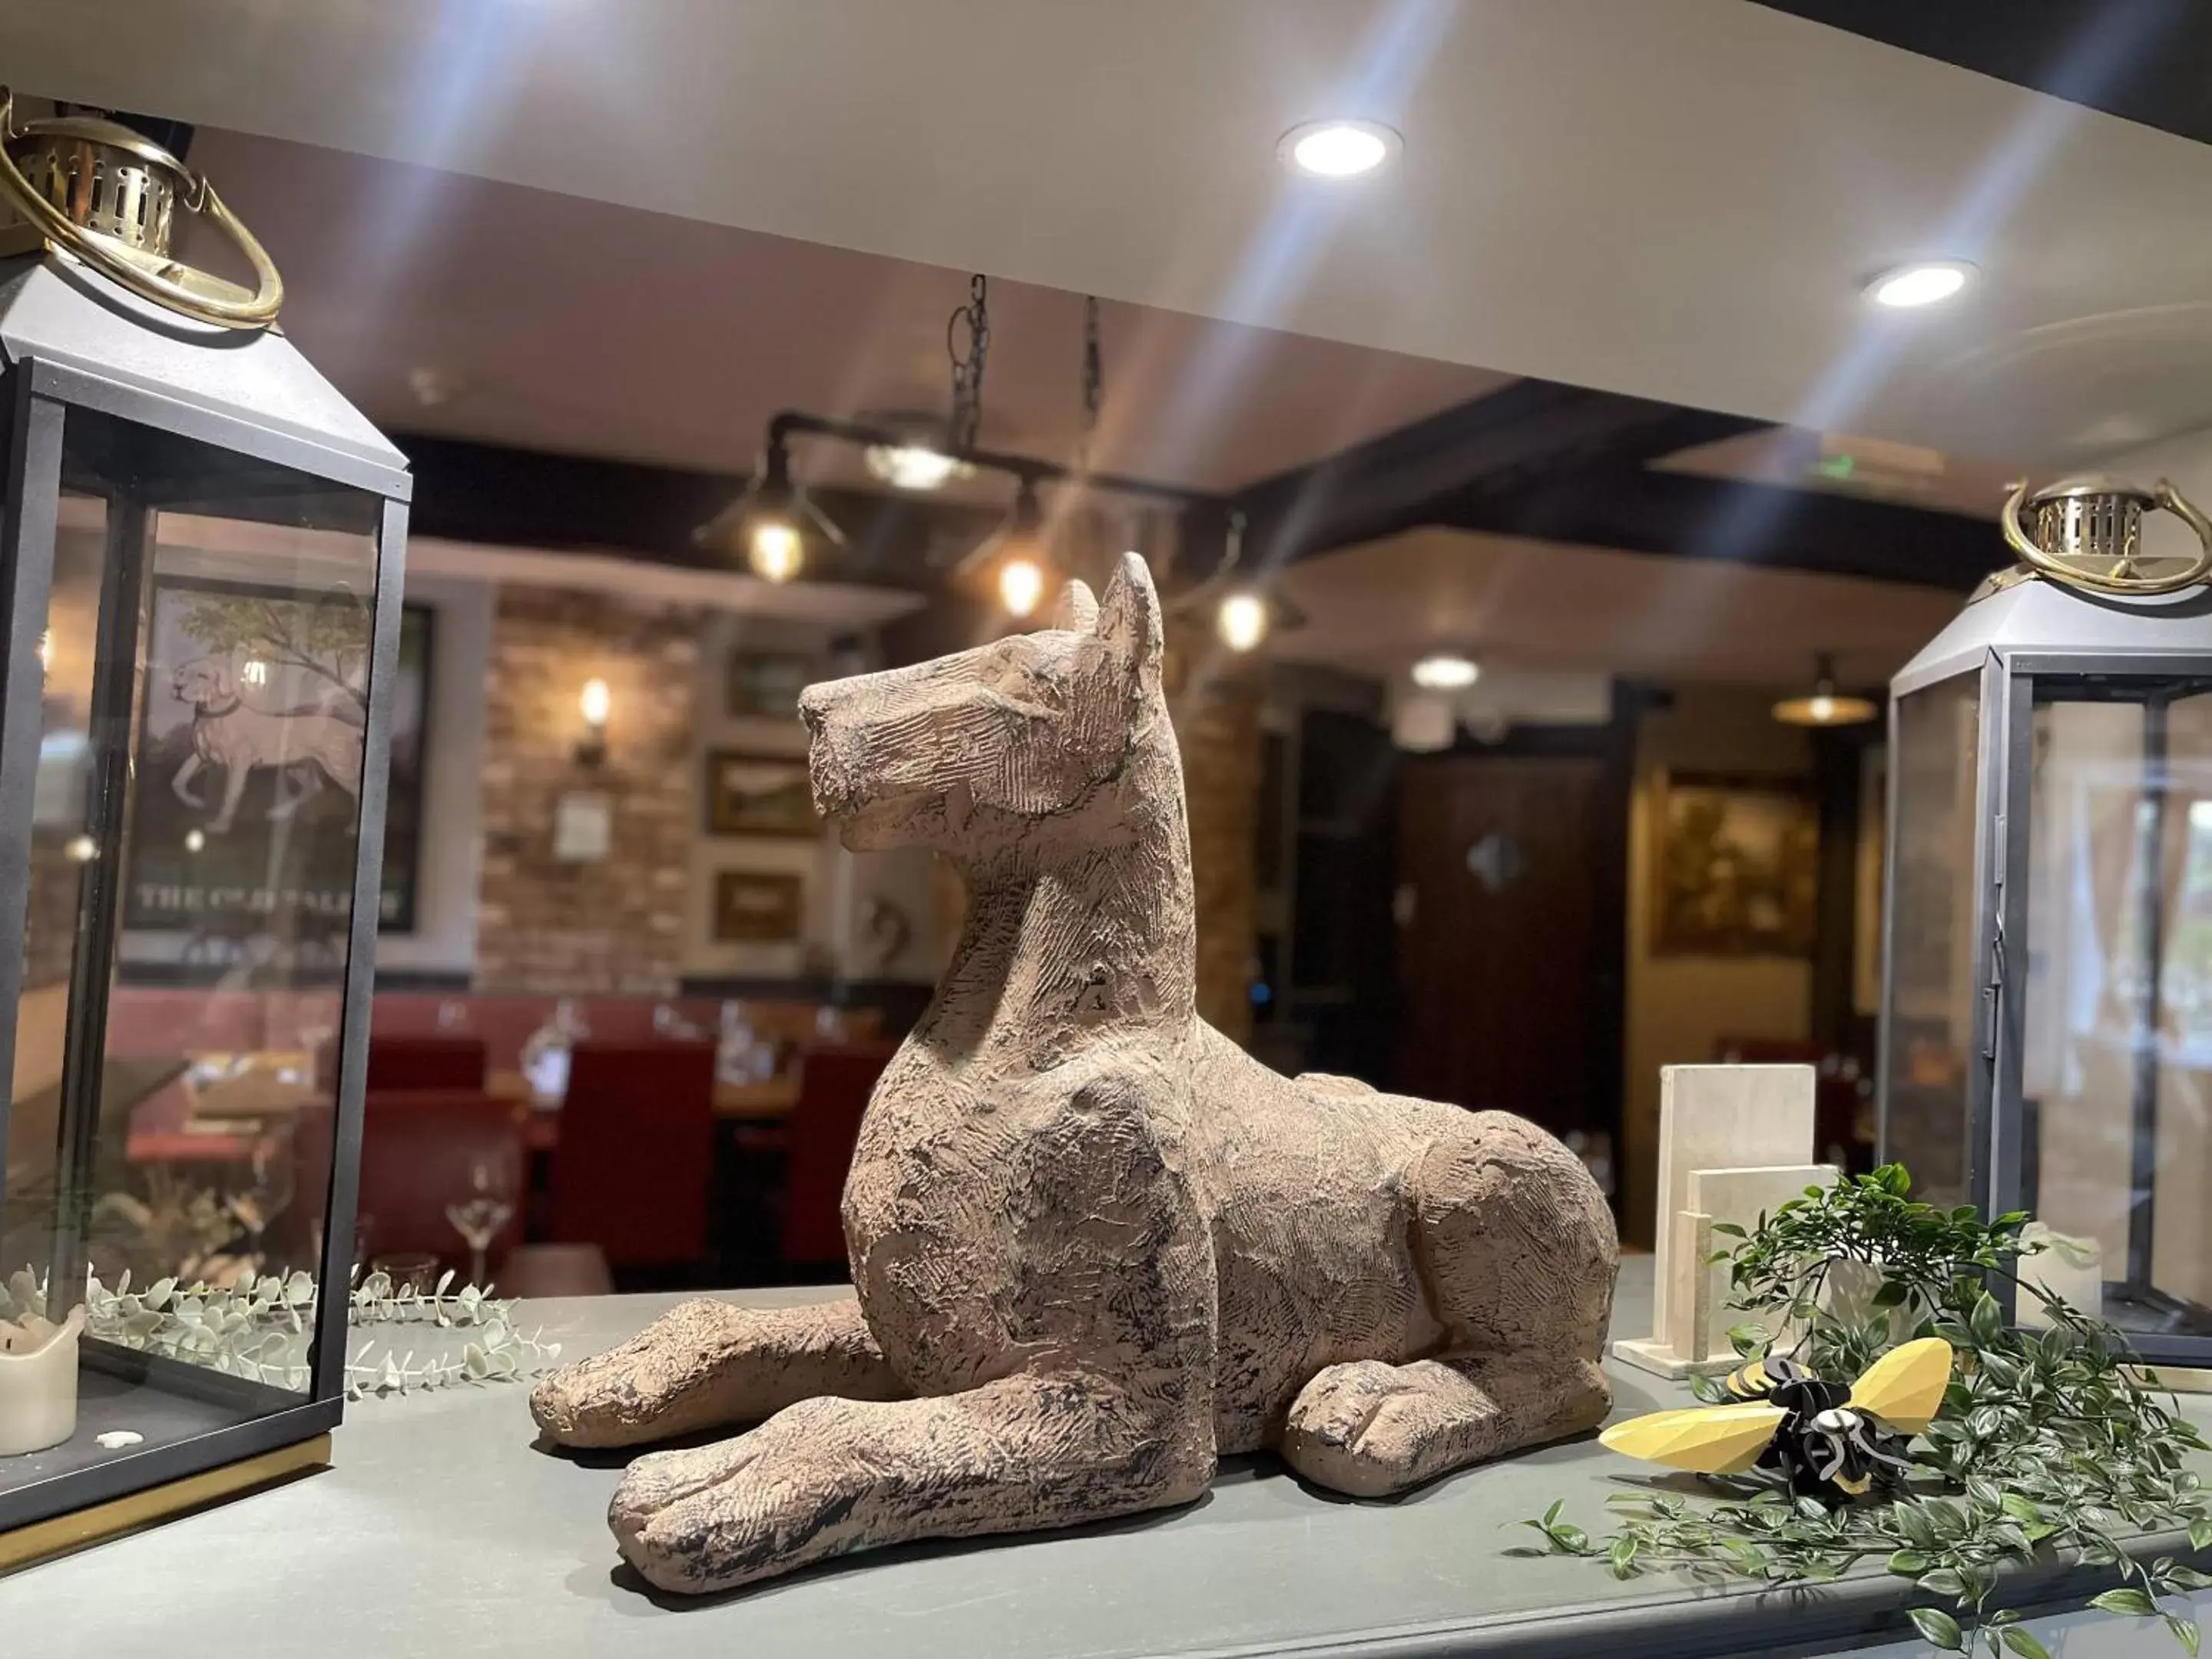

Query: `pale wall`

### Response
(1621, 685, 1814, 1248)
(374, 574, 490, 977)
(680, 611, 948, 986)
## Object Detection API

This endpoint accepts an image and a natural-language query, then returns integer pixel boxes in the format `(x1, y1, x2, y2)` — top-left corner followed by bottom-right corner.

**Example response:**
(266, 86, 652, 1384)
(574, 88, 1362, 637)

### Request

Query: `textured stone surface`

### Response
(475, 587, 700, 995)
(531, 555, 1619, 1595)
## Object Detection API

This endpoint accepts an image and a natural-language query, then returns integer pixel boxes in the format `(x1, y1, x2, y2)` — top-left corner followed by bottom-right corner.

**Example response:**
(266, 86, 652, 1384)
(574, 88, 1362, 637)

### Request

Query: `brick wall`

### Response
(1168, 635, 1263, 1045)
(475, 588, 702, 995)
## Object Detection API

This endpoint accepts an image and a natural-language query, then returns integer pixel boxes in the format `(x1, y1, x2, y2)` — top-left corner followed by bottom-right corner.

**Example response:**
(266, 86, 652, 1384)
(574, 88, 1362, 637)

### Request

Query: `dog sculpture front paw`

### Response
(610, 1398, 876, 1595)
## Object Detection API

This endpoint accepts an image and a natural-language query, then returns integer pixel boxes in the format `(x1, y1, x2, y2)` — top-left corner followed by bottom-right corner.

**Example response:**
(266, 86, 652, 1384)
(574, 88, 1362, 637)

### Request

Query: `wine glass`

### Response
(717, 998, 757, 1085)
(444, 1161, 517, 1290)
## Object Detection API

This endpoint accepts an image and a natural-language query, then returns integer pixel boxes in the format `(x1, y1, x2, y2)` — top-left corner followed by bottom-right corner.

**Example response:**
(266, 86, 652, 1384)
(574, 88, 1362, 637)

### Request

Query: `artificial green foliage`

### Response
(0, 1264, 560, 1399)
(1520, 1165, 2212, 1656)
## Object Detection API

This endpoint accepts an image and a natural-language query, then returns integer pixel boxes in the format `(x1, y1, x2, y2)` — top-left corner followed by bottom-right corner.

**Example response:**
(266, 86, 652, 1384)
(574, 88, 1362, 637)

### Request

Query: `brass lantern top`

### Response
(1998, 472, 2212, 597)
(0, 88, 281, 329)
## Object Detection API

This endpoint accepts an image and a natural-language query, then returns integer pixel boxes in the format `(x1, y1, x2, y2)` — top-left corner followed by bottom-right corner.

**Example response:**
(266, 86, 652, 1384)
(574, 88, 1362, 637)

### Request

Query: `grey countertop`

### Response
(5, 1258, 2208, 1659)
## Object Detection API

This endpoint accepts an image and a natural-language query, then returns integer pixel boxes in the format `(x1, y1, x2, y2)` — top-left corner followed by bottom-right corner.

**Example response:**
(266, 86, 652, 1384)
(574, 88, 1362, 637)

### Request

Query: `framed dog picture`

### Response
(727, 649, 814, 721)
(706, 750, 818, 838)
(712, 870, 805, 943)
(121, 577, 433, 958)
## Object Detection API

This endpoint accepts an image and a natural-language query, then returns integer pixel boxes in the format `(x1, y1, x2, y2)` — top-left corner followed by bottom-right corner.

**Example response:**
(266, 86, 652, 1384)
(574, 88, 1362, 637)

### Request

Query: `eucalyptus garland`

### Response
(1, 1264, 561, 1399)
(1520, 1166, 2212, 1656)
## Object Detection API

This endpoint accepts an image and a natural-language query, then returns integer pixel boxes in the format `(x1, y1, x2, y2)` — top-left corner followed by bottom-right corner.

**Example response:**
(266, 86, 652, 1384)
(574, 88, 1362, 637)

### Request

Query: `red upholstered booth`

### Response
(364, 1035, 488, 1093)
(545, 1041, 717, 1271)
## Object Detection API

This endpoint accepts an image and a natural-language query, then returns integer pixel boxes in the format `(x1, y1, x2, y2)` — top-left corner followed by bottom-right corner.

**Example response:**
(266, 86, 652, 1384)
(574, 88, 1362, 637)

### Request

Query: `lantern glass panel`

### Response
(2018, 682, 2212, 1339)
(1883, 671, 1982, 1207)
(1, 401, 380, 1505)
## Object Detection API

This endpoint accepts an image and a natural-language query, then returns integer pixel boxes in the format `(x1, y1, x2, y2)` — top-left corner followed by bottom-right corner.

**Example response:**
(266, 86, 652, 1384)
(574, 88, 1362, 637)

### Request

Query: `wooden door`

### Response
(1394, 754, 1620, 1141)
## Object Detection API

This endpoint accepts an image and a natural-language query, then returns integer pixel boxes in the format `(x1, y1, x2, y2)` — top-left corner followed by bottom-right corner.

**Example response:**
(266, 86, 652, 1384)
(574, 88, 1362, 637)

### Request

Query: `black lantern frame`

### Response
(0, 260, 409, 1535)
(1882, 572, 2212, 1369)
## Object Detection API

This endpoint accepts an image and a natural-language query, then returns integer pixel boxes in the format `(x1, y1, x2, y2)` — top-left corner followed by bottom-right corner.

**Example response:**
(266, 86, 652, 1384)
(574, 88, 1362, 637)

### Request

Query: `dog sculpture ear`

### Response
(1052, 579, 1100, 632)
(1097, 551, 1163, 691)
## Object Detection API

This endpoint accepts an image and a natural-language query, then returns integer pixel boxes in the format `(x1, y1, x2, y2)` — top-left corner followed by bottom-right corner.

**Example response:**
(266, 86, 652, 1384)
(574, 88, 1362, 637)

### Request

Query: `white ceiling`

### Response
(164, 131, 1508, 491)
(1277, 528, 1965, 688)
(10, 1, 2212, 471)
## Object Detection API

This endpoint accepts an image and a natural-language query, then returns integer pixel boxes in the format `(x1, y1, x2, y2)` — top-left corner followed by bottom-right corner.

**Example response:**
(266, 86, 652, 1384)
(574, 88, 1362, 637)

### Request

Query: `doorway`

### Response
(1393, 747, 1628, 1168)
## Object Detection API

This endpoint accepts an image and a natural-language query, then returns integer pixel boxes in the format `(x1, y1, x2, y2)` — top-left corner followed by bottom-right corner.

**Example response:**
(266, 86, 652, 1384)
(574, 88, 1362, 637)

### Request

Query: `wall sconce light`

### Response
(577, 677, 611, 766)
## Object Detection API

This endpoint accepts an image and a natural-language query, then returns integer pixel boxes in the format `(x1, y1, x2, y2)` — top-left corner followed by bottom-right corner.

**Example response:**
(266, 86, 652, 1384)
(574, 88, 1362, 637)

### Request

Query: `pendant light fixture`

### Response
(990, 480, 1051, 618)
(691, 438, 846, 582)
(1773, 652, 1878, 727)
(1167, 511, 1302, 654)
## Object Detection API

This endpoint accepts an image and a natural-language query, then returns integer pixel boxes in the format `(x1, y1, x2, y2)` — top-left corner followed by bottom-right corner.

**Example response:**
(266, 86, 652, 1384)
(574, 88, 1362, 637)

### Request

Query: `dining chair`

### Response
(778, 1041, 895, 1274)
(361, 1091, 524, 1271)
(283, 1089, 525, 1278)
(545, 1041, 717, 1281)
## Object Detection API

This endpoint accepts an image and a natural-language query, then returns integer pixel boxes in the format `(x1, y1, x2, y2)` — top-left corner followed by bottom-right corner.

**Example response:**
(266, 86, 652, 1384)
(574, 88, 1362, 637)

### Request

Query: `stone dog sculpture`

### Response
(530, 553, 1618, 1594)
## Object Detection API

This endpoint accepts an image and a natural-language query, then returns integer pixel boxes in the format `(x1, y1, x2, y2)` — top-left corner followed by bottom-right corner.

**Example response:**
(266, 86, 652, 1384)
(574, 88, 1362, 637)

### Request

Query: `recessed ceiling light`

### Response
(1280, 119, 1401, 180)
(1411, 653, 1479, 690)
(1866, 260, 1975, 310)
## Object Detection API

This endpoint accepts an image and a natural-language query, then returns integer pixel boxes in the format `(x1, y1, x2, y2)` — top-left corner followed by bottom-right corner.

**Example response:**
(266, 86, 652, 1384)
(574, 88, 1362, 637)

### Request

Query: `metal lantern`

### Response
(0, 93, 407, 1554)
(1882, 472, 2212, 1365)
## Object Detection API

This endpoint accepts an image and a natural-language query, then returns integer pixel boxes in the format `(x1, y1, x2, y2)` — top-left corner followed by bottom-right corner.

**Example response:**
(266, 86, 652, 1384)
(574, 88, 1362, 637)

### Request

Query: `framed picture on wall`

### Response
(1853, 745, 1887, 1015)
(1650, 770, 1819, 957)
(121, 579, 433, 962)
(712, 869, 805, 943)
(727, 649, 815, 721)
(705, 750, 818, 837)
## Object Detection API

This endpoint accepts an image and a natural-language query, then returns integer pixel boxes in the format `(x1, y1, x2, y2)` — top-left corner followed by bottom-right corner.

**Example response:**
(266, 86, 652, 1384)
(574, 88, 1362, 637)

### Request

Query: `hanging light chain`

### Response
(1077, 294, 1104, 474)
(946, 273, 992, 452)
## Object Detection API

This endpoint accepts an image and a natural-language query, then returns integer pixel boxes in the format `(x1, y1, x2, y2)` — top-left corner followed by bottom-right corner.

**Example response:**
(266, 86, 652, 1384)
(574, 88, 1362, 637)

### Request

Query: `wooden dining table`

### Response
(124, 1051, 320, 1165)
(121, 1055, 806, 1165)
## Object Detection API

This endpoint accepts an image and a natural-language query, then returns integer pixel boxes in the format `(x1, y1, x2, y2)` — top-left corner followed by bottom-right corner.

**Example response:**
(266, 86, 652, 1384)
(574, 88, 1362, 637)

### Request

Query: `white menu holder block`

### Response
(0, 1304, 84, 1457)
(1613, 1064, 1817, 1379)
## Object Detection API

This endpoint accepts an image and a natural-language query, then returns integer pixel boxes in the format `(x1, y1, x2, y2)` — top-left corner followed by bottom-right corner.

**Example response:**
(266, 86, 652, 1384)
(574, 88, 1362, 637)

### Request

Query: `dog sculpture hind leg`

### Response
(531, 553, 1617, 1594)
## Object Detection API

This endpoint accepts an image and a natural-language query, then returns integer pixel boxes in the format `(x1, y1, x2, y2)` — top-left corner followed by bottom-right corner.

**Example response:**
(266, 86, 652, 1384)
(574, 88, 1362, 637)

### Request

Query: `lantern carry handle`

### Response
(2000, 475, 2212, 596)
(0, 88, 282, 330)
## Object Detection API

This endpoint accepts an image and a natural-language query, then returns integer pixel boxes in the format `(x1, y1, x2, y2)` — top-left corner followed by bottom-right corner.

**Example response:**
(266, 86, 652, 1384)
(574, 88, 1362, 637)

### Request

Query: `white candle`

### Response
(0, 1305, 84, 1457)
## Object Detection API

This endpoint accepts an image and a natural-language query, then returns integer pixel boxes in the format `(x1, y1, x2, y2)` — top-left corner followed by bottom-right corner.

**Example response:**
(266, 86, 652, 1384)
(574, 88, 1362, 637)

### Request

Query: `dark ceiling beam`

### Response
(1234, 377, 2005, 592)
(1452, 465, 2005, 592)
(393, 433, 1001, 591)
(1753, 2, 2205, 147)
(1237, 379, 1767, 566)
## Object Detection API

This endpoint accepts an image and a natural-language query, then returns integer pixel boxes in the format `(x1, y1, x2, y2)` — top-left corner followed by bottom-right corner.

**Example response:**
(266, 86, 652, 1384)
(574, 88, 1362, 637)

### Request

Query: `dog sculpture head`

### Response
(172, 657, 235, 709)
(800, 550, 1166, 857)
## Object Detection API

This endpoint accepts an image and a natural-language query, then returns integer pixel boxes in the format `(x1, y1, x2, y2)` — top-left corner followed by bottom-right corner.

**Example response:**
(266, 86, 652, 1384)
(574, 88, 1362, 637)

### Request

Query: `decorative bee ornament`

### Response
(1601, 1338, 1952, 1502)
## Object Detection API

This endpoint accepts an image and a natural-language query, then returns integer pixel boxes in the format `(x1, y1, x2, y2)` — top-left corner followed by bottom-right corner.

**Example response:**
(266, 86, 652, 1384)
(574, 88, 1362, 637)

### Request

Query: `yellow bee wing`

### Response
(1846, 1337, 1953, 1435)
(1599, 1402, 1788, 1474)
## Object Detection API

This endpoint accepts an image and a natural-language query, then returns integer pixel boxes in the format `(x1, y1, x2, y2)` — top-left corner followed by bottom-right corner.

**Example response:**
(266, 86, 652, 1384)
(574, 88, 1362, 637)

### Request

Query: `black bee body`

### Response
(1724, 1357, 1912, 1502)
